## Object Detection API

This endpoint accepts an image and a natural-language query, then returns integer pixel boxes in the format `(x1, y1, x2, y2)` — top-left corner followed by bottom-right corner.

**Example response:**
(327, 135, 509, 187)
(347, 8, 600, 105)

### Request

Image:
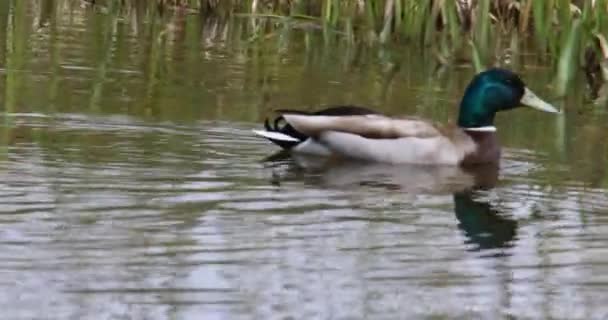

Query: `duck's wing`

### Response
(283, 114, 476, 164)
(282, 114, 442, 139)
(276, 105, 381, 117)
(255, 106, 381, 150)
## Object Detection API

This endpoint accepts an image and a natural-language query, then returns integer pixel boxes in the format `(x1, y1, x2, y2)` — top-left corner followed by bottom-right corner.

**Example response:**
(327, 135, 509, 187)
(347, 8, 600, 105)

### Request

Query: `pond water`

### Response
(1, 2, 608, 320)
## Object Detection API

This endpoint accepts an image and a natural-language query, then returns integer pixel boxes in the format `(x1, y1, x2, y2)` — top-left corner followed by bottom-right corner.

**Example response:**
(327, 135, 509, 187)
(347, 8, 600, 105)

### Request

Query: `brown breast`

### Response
(460, 130, 501, 165)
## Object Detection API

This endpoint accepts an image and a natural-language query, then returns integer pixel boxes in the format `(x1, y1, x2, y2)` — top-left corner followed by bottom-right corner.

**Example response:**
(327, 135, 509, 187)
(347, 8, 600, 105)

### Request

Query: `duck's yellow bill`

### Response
(520, 87, 560, 113)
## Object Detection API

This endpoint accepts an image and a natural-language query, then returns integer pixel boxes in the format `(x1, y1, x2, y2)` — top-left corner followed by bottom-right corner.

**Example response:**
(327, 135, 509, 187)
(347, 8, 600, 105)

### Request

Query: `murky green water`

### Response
(1, 2, 608, 319)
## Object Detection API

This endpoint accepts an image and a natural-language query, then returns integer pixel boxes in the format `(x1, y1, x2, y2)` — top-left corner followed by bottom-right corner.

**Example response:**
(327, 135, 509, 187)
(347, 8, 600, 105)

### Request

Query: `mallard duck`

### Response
(253, 68, 559, 165)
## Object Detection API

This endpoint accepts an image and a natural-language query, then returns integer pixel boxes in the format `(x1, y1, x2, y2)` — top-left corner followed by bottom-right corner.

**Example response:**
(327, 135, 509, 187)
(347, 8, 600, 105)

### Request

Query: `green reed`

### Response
(7, 0, 608, 102)
(180, 1, 607, 82)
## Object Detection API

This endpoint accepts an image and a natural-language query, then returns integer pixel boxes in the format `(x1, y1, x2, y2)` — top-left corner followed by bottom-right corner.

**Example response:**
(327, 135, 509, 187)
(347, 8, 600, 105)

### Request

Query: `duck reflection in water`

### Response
(453, 190, 517, 251)
(264, 152, 517, 251)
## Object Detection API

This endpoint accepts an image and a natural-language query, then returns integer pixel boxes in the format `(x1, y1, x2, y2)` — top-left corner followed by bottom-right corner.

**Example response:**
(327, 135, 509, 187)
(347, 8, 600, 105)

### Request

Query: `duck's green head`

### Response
(458, 68, 559, 129)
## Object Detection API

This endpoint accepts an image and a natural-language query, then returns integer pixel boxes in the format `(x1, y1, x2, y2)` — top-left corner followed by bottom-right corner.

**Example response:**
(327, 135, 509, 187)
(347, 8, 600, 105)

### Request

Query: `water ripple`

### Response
(0, 113, 607, 319)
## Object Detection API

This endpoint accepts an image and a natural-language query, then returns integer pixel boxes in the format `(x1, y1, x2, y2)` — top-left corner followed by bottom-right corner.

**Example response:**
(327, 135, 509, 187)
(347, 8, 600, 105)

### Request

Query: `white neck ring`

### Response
(463, 126, 497, 132)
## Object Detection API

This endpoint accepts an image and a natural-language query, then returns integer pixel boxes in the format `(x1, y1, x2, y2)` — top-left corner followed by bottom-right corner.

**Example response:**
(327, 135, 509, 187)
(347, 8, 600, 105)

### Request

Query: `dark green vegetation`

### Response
(89, 0, 608, 101)
(3, 0, 606, 110)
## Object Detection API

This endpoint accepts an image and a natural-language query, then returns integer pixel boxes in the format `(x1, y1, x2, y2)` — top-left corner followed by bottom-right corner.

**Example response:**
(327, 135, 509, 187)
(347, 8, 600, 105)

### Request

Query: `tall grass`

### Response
(10, 0, 608, 103)
(90, 0, 608, 98)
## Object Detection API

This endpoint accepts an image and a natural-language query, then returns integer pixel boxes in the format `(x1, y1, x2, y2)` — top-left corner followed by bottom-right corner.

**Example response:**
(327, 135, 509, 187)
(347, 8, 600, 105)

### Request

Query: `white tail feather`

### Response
(252, 130, 300, 142)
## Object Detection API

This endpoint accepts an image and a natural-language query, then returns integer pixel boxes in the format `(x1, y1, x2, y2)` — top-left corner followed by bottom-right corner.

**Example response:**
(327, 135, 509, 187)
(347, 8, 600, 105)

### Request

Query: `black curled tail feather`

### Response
(264, 118, 273, 131)
(274, 115, 285, 131)
(262, 114, 308, 149)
